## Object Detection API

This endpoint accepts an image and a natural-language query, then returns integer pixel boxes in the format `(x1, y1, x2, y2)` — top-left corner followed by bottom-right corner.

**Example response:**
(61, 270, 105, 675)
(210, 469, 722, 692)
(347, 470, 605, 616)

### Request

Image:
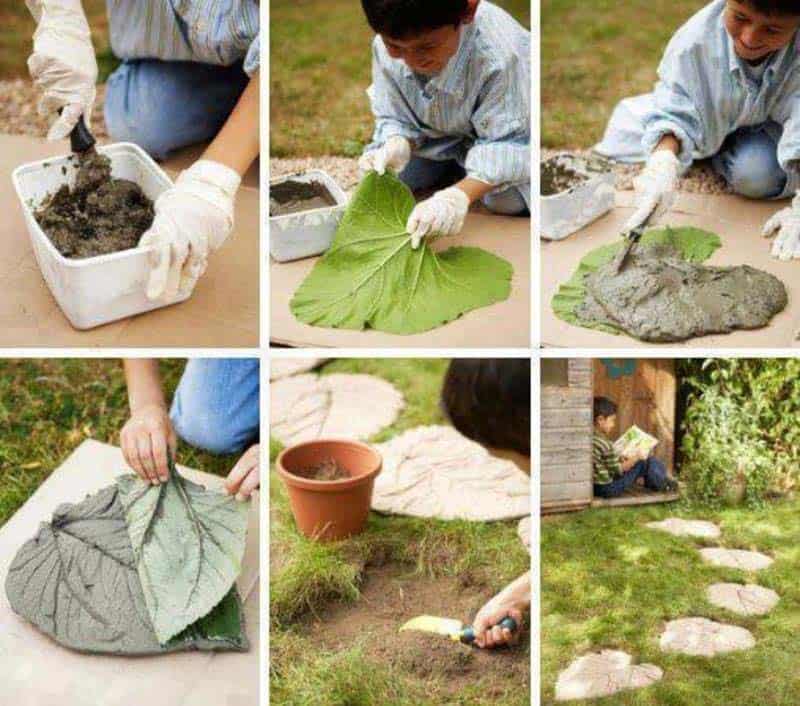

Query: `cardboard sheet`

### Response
(0, 135, 259, 347)
(0, 439, 259, 706)
(541, 190, 799, 348)
(270, 212, 531, 348)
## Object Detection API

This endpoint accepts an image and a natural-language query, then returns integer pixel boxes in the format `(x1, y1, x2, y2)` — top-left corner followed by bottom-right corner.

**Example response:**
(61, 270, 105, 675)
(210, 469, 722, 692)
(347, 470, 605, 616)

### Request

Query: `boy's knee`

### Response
(481, 187, 527, 215)
(727, 147, 786, 199)
(172, 411, 243, 455)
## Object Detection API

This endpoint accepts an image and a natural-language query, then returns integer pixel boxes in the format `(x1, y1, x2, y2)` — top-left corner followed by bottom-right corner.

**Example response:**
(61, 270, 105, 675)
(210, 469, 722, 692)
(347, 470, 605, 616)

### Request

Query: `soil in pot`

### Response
(34, 150, 155, 259)
(291, 457, 351, 481)
(541, 157, 588, 196)
(269, 179, 336, 216)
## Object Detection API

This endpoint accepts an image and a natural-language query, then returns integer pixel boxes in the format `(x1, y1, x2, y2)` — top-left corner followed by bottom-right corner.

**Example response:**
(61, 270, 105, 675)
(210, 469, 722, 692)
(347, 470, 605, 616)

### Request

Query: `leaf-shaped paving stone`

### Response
(116, 465, 248, 644)
(290, 171, 513, 335)
(270, 372, 404, 446)
(5, 485, 247, 654)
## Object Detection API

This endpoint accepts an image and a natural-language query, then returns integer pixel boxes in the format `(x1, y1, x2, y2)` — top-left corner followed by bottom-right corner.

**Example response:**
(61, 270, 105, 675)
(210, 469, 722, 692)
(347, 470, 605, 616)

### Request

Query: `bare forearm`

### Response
(203, 69, 260, 176)
(454, 176, 495, 204)
(655, 134, 680, 155)
(123, 359, 165, 413)
(492, 571, 531, 611)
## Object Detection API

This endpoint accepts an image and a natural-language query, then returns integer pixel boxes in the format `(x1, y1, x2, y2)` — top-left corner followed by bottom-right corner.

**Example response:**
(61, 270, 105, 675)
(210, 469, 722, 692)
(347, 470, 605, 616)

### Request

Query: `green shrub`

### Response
(679, 359, 800, 505)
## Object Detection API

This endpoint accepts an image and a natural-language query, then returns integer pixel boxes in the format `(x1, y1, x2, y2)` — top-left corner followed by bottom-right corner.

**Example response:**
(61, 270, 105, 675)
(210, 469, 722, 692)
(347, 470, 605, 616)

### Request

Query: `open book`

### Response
(613, 425, 658, 459)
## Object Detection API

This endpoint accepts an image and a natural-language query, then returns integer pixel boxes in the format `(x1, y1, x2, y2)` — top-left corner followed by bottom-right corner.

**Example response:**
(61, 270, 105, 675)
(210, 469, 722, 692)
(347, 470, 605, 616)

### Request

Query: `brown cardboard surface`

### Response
(541, 190, 798, 348)
(0, 439, 259, 706)
(0, 135, 259, 347)
(270, 212, 531, 348)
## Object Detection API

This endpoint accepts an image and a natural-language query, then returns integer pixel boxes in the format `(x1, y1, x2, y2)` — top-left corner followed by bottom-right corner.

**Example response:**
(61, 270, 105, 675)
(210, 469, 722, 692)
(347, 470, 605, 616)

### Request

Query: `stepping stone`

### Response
(270, 373, 404, 446)
(270, 357, 327, 380)
(646, 518, 720, 539)
(554, 650, 663, 701)
(518, 516, 531, 554)
(707, 583, 779, 616)
(699, 547, 774, 571)
(660, 618, 755, 656)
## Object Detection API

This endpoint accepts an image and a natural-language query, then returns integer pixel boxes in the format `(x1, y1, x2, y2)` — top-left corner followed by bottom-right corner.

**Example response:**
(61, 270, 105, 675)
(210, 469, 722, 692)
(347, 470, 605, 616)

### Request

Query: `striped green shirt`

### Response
(592, 431, 621, 485)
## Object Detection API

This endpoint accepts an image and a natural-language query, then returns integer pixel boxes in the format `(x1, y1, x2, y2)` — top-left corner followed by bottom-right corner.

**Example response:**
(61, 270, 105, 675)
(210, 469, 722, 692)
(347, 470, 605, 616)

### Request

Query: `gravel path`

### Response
(270, 156, 362, 192)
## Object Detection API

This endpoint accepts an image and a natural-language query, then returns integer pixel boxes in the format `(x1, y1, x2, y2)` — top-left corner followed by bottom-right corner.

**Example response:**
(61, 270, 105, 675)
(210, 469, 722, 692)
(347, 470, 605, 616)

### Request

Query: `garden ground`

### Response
(270, 358, 531, 706)
(541, 498, 800, 705)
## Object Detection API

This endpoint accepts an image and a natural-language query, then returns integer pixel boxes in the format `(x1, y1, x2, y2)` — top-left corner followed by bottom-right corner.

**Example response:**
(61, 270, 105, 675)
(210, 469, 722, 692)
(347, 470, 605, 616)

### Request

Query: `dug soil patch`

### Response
(292, 457, 351, 481)
(306, 564, 529, 697)
(34, 150, 154, 259)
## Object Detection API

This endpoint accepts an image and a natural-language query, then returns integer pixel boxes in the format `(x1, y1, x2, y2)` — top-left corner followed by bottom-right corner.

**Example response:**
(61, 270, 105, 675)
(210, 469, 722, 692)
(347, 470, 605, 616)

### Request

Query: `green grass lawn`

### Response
(0, 359, 239, 529)
(270, 0, 531, 158)
(541, 498, 800, 705)
(270, 358, 531, 706)
(542, 0, 702, 149)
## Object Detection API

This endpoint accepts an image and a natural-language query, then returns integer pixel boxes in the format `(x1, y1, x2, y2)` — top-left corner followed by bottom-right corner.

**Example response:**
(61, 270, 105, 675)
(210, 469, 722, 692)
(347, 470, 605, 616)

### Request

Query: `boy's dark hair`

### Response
(441, 359, 530, 455)
(361, 0, 469, 38)
(593, 396, 618, 421)
(744, 0, 800, 16)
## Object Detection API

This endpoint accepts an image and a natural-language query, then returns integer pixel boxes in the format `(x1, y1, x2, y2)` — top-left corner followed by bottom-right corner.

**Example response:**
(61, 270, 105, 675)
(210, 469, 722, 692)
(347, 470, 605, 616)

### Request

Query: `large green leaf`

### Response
(290, 171, 513, 334)
(551, 226, 722, 334)
(116, 464, 248, 644)
(5, 485, 247, 654)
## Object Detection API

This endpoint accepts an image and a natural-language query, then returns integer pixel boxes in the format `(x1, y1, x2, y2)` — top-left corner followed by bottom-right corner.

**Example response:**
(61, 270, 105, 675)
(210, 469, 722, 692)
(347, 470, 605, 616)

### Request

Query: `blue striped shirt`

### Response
(366, 1, 530, 202)
(597, 0, 800, 190)
(106, 1, 260, 76)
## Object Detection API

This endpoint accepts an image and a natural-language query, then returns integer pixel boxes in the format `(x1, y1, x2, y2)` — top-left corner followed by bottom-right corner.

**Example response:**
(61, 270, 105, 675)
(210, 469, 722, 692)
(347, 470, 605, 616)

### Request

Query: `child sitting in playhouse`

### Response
(592, 396, 678, 499)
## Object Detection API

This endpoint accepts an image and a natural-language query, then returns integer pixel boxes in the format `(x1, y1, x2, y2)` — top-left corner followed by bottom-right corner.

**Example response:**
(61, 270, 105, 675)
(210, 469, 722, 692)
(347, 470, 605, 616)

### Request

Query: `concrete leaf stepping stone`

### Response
(699, 547, 773, 571)
(270, 373, 403, 446)
(518, 515, 532, 553)
(270, 357, 327, 380)
(372, 426, 530, 521)
(555, 650, 663, 701)
(707, 583, 779, 616)
(660, 617, 755, 656)
(646, 518, 721, 539)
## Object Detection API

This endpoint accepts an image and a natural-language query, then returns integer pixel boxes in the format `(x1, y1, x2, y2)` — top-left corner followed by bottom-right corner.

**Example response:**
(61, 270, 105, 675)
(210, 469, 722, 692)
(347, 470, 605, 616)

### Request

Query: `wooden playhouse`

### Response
(541, 358, 679, 513)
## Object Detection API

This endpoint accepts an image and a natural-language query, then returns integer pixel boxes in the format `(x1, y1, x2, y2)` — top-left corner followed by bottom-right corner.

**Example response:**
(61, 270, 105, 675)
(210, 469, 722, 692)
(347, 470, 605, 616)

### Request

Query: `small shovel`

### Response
(400, 614, 518, 645)
(610, 203, 658, 274)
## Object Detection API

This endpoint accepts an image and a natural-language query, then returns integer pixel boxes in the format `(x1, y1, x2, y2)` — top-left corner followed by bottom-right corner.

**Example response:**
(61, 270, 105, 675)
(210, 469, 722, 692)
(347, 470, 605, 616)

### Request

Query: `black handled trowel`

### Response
(399, 614, 518, 645)
(70, 114, 96, 154)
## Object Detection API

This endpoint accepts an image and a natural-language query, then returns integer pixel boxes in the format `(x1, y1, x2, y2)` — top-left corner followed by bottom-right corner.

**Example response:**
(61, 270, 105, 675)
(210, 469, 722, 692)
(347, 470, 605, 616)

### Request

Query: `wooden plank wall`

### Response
(541, 359, 593, 511)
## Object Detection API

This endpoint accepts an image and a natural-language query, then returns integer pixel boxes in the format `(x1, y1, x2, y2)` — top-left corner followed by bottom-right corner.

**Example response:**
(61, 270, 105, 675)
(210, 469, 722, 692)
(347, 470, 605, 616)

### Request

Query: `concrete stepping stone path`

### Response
(660, 617, 755, 656)
(554, 650, 663, 701)
(707, 583, 779, 616)
(646, 518, 721, 539)
(699, 547, 774, 571)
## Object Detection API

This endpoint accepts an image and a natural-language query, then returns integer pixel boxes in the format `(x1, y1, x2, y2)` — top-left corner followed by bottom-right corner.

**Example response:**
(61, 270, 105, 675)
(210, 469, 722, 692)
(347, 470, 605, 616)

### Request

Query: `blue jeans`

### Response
(398, 156, 528, 216)
(104, 59, 250, 160)
(711, 124, 788, 200)
(594, 457, 669, 499)
(170, 359, 260, 455)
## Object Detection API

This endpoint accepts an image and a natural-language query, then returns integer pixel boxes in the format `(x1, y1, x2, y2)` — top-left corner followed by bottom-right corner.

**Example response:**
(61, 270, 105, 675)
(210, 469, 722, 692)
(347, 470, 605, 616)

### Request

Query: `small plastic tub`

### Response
(269, 170, 348, 262)
(12, 142, 184, 330)
(540, 153, 615, 241)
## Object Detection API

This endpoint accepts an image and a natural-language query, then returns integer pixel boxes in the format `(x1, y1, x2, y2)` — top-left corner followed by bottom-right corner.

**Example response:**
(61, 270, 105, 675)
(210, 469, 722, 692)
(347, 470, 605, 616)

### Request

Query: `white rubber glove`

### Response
(623, 150, 680, 232)
(26, 0, 98, 141)
(139, 160, 241, 301)
(406, 186, 470, 249)
(763, 192, 800, 260)
(358, 135, 411, 176)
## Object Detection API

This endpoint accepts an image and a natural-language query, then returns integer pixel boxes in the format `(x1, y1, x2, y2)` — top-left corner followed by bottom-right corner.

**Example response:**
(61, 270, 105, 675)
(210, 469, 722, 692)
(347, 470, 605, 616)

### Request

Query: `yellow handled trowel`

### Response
(399, 614, 518, 645)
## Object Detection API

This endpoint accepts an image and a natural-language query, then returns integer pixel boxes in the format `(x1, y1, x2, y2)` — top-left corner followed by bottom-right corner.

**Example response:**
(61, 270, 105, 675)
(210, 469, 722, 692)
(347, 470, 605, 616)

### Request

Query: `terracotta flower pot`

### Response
(276, 439, 382, 541)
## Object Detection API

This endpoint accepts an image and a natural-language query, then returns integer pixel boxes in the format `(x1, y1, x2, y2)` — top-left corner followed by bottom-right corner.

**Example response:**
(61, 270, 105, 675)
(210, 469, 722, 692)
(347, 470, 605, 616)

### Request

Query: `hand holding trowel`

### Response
(400, 613, 518, 646)
(610, 201, 658, 274)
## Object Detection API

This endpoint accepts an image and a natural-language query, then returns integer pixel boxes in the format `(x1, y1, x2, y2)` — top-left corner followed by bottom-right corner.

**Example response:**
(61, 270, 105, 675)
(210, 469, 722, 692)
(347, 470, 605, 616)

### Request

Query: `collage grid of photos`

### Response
(1, 0, 799, 705)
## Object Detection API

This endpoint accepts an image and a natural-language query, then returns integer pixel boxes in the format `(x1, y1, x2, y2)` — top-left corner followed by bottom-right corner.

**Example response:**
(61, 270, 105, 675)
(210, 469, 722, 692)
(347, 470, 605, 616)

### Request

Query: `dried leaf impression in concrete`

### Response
(660, 617, 755, 656)
(554, 650, 663, 701)
(372, 426, 530, 521)
(699, 547, 774, 571)
(646, 518, 721, 539)
(5, 483, 248, 655)
(707, 583, 779, 616)
(270, 372, 404, 446)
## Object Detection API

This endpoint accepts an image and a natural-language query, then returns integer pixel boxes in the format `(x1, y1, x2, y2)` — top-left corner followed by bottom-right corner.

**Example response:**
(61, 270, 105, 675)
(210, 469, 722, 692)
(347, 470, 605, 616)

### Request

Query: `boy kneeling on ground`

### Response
(592, 396, 678, 499)
(358, 0, 530, 249)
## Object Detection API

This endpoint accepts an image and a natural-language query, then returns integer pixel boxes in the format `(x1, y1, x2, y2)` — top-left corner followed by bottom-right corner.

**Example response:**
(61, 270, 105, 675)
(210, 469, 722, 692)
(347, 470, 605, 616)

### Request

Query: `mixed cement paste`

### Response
(269, 179, 336, 216)
(541, 157, 588, 196)
(5, 481, 248, 655)
(34, 150, 154, 259)
(575, 241, 787, 342)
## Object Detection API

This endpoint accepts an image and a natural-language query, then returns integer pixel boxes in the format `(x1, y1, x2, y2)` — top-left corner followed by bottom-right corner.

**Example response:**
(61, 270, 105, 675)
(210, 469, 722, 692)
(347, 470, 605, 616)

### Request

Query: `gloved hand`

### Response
(762, 193, 800, 260)
(623, 149, 680, 233)
(358, 135, 411, 176)
(26, 0, 98, 141)
(406, 186, 470, 249)
(139, 159, 241, 301)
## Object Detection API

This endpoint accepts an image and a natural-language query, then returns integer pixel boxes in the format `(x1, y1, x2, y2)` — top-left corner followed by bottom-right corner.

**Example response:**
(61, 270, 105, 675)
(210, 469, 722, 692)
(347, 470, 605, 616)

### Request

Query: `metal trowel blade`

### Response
(611, 235, 638, 274)
(399, 615, 464, 640)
